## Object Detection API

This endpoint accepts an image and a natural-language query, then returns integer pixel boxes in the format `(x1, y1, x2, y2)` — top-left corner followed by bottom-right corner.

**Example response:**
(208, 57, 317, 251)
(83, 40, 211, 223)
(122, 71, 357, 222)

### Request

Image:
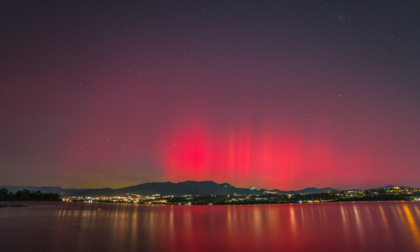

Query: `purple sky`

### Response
(1, 1, 420, 190)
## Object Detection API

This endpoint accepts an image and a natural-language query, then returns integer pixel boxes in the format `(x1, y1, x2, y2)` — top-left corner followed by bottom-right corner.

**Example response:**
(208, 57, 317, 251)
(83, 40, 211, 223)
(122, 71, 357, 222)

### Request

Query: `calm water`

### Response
(1, 201, 420, 252)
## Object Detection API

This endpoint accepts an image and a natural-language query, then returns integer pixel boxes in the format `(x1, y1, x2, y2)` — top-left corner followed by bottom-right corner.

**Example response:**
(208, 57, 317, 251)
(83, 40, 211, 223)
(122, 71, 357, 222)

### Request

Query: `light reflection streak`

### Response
(378, 204, 392, 245)
(339, 203, 351, 244)
(352, 203, 366, 249)
(252, 206, 263, 241)
(395, 204, 406, 228)
(181, 206, 193, 248)
(289, 205, 297, 242)
(319, 204, 325, 224)
(402, 203, 420, 249)
(363, 204, 374, 230)
(168, 206, 175, 247)
(299, 205, 305, 226)
(226, 205, 233, 233)
(131, 205, 138, 250)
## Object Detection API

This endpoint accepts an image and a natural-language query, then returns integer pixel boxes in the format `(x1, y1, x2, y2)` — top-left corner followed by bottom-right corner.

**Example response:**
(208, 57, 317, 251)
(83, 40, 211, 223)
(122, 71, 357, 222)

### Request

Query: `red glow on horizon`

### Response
(158, 121, 341, 189)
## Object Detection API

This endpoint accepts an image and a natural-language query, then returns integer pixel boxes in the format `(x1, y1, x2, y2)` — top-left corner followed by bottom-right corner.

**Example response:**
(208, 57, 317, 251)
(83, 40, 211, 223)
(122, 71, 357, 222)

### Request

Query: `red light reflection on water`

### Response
(1, 202, 420, 251)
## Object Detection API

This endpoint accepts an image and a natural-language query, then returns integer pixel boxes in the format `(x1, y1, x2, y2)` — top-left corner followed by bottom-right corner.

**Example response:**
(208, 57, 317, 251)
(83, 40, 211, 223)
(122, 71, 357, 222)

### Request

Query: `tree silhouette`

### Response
(0, 188, 60, 201)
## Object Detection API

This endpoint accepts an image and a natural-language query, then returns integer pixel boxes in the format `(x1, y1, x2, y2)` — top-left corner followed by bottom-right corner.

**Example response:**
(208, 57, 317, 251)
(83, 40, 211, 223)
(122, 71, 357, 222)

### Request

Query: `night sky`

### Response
(1, 1, 420, 190)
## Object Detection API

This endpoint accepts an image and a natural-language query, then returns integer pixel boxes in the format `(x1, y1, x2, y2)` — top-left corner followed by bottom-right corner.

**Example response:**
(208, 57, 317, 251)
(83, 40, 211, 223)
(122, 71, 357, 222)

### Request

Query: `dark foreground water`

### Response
(1, 201, 420, 252)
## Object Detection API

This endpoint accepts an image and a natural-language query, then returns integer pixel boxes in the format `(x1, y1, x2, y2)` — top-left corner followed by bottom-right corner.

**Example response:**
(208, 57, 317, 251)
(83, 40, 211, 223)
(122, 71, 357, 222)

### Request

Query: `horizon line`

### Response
(2, 180, 417, 191)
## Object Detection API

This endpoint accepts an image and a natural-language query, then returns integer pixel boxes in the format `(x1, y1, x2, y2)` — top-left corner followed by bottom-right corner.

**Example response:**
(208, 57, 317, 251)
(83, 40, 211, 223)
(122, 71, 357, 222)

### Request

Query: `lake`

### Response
(0, 201, 419, 251)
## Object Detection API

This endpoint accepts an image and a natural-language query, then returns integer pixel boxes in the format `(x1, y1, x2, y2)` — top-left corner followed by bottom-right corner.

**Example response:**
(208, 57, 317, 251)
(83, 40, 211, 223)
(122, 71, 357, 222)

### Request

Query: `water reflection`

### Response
(402, 203, 420, 249)
(2, 201, 420, 251)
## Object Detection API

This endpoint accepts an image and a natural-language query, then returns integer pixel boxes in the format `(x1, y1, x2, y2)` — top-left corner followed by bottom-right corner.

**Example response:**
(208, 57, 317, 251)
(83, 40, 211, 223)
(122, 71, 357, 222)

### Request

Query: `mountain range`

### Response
(4, 181, 412, 197)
